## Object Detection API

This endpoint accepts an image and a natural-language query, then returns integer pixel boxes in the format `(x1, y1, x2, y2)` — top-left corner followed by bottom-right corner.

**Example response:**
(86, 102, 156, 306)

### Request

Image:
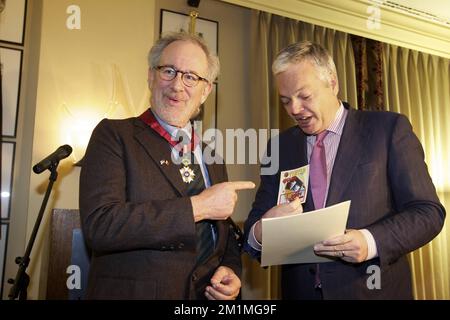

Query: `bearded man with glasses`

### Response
(80, 32, 254, 300)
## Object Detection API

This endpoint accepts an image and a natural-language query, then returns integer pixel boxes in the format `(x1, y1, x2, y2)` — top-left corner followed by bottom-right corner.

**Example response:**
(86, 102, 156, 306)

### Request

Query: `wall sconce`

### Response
(62, 102, 119, 167)
(67, 118, 97, 166)
(60, 64, 138, 166)
(64, 111, 100, 166)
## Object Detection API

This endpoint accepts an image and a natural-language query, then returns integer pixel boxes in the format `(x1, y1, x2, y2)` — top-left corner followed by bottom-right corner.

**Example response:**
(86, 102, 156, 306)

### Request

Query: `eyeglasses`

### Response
(154, 65, 209, 87)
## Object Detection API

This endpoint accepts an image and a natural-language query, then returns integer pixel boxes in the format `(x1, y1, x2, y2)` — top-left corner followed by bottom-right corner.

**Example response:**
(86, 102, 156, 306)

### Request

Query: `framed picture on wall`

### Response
(1, 142, 15, 219)
(0, 223, 9, 297)
(1, 46, 23, 137)
(200, 82, 217, 132)
(0, 0, 27, 45)
(159, 9, 218, 55)
(198, 82, 218, 151)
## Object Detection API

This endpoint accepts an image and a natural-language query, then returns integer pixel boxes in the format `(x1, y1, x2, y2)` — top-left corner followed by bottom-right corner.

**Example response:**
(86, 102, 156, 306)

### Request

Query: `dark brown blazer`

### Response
(79, 115, 242, 299)
(244, 103, 445, 299)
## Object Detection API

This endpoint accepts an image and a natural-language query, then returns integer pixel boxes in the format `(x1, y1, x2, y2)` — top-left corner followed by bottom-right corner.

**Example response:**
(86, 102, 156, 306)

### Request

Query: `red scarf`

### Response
(139, 108, 200, 153)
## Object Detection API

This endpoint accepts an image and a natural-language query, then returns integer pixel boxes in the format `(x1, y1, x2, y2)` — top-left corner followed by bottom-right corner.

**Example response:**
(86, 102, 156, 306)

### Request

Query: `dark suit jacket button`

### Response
(308, 267, 316, 275)
(178, 243, 185, 249)
(169, 245, 175, 250)
(192, 273, 198, 281)
(161, 245, 167, 251)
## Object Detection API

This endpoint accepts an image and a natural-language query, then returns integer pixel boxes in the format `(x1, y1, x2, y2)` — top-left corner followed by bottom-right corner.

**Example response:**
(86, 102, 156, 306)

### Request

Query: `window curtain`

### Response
(383, 45, 450, 299)
(351, 36, 385, 111)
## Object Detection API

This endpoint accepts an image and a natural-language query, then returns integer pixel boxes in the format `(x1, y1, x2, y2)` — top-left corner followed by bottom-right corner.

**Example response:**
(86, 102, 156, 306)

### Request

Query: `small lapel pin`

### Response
(160, 160, 169, 166)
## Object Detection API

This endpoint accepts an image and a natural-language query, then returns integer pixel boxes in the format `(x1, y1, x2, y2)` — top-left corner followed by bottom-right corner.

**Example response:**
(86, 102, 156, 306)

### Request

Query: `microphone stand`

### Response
(8, 162, 60, 300)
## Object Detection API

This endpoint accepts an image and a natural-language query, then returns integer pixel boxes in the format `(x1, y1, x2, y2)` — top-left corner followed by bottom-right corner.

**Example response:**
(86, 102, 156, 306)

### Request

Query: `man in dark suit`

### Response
(80, 32, 254, 299)
(243, 41, 445, 299)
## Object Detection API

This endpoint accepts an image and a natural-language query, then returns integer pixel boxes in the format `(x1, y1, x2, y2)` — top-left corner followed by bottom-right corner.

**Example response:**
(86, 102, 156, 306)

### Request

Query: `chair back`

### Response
(46, 209, 90, 299)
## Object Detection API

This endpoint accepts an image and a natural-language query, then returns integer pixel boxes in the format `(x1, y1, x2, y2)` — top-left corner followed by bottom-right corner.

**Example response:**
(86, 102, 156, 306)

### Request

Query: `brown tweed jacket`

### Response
(80, 115, 242, 299)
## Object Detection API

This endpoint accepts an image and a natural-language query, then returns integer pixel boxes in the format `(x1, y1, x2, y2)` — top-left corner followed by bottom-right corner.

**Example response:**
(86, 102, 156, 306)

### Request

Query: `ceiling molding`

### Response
(221, 0, 450, 59)
(382, 0, 450, 27)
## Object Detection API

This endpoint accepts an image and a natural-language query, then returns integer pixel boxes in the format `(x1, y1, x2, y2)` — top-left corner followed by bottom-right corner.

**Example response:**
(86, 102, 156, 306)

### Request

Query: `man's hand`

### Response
(254, 198, 303, 243)
(313, 229, 368, 263)
(191, 181, 255, 222)
(205, 266, 241, 300)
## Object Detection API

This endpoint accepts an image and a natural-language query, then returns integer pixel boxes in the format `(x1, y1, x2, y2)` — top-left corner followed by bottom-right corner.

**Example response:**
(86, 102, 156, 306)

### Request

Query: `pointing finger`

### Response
(229, 181, 256, 191)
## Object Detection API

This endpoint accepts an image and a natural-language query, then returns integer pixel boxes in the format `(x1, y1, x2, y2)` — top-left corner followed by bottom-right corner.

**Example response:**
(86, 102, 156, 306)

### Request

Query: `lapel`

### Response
(288, 128, 315, 212)
(133, 118, 189, 196)
(287, 127, 309, 169)
(326, 105, 368, 206)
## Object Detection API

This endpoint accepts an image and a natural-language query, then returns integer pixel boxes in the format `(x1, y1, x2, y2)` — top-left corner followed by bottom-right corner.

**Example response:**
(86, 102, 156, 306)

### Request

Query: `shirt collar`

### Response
(326, 101, 347, 136)
(152, 110, 192, 141)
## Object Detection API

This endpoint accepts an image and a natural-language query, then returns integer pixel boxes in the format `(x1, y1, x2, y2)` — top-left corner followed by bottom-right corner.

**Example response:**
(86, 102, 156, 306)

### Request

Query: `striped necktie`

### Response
(310, 131, 328, 210)
(182, 153, 215, 264)
(310, 130, 328, 289)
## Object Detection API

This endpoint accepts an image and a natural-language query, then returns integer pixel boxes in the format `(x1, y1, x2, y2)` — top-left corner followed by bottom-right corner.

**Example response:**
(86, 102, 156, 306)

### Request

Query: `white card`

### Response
(277, 165, 309, 205)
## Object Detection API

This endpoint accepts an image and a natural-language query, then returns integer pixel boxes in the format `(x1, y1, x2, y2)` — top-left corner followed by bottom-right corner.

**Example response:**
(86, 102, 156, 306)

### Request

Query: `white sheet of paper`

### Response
(261, 201, 351, 267)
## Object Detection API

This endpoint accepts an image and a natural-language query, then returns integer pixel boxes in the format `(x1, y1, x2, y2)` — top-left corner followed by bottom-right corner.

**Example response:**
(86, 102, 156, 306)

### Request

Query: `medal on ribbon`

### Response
(139, 109, 200, 184)
(179, 157, 195, 184)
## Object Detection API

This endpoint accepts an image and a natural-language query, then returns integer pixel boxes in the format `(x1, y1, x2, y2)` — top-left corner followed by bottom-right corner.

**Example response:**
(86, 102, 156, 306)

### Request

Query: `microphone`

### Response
(32, 145, 73, 174)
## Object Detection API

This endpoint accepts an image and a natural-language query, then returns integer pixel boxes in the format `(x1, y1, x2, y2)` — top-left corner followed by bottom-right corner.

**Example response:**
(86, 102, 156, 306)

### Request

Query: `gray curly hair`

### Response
(272, 40, 338, 87)
(148, 31, 220, 83)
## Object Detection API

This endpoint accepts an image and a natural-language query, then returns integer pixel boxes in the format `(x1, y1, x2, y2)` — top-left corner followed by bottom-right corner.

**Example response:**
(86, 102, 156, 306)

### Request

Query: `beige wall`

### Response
(6, 0, 156, 299)
(5, 0, 268, 299)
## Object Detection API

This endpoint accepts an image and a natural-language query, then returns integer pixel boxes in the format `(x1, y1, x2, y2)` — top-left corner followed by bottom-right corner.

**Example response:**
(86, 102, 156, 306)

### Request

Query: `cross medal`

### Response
(179, 157, 195, 184)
